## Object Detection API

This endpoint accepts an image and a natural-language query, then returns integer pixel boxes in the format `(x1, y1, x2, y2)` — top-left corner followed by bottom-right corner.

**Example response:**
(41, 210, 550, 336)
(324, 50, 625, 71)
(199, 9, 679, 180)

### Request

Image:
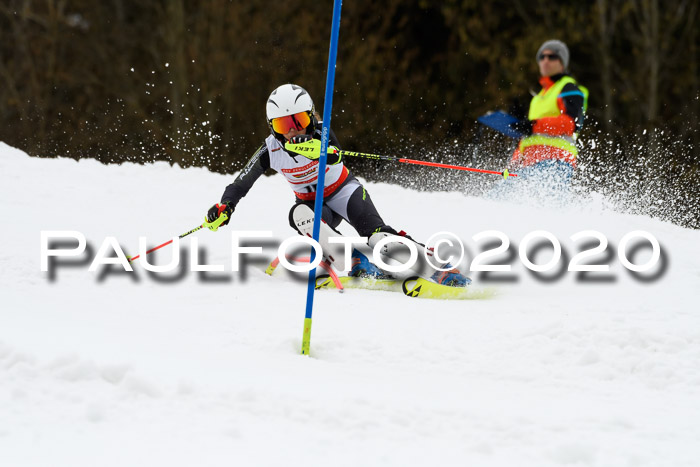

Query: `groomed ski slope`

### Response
(1, 142, 699, 467)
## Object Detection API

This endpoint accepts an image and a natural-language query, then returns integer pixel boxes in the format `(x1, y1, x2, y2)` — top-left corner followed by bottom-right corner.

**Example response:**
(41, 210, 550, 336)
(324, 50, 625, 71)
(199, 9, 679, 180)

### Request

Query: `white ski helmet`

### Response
(266, 84, 316, 137)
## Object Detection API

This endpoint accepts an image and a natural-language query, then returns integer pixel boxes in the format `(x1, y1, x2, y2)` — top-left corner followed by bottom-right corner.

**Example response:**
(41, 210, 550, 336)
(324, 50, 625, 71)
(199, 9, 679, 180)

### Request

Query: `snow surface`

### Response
(1, 141, 699, 467)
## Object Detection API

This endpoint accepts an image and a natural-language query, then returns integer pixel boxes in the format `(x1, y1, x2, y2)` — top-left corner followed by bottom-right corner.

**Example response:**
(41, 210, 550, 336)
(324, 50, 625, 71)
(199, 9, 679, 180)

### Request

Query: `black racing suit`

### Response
(220, 127, 393, 238)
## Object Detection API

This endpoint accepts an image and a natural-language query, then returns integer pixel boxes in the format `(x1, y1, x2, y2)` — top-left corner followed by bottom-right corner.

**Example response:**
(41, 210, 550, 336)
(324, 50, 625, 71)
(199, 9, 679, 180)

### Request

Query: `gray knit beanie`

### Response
(536, 40, 570, 70)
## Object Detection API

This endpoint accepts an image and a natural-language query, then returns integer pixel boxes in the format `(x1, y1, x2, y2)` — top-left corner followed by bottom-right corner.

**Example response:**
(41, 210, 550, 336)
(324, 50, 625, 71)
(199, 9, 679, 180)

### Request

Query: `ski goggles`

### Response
(270, 111, 312, 134)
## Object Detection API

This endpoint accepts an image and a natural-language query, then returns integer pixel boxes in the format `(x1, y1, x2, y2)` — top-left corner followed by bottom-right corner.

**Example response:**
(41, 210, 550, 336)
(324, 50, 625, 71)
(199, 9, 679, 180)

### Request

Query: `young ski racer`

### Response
(204, 83, 469, 287)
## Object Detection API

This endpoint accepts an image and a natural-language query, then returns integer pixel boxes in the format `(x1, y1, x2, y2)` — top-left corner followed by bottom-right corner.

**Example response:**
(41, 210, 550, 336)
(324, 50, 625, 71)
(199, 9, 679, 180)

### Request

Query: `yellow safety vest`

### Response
(519, 76, 588, 162)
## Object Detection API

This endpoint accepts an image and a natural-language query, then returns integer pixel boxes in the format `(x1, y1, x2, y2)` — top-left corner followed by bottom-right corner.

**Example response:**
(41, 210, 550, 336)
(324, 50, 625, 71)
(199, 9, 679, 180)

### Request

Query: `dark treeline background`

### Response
(0, 0, 698, 227)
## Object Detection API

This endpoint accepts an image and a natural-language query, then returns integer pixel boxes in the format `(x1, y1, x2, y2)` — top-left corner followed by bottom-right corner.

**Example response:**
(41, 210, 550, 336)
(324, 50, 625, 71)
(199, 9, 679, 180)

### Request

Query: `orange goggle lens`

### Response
(270, 111, 311, 134)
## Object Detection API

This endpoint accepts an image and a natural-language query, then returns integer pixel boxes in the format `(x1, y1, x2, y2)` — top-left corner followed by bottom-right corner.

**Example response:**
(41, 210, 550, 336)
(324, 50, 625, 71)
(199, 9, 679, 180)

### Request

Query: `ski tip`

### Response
(315, 274, 332, 290)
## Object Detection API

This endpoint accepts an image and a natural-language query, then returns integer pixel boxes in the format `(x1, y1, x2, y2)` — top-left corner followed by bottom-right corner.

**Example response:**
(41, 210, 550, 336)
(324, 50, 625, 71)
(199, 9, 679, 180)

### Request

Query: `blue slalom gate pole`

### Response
(301, 0, 343, 356)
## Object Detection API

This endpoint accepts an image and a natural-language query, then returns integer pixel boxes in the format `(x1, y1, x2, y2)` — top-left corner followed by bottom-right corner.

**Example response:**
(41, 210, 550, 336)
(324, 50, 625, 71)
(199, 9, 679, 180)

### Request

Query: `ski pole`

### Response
(284, 140, 516, 179)
(127, 213, 228, 263)
(338, 149, 517, 179)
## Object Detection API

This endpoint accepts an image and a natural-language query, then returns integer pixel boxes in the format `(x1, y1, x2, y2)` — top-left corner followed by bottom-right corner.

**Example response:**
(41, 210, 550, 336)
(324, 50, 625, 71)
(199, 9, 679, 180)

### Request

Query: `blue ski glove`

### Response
(509, 119, 534, 136)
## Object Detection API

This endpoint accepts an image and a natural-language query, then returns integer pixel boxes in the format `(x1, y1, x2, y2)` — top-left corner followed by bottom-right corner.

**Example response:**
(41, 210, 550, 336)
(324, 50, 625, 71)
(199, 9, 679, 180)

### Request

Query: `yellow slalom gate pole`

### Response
(301, 318, 313, 355)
